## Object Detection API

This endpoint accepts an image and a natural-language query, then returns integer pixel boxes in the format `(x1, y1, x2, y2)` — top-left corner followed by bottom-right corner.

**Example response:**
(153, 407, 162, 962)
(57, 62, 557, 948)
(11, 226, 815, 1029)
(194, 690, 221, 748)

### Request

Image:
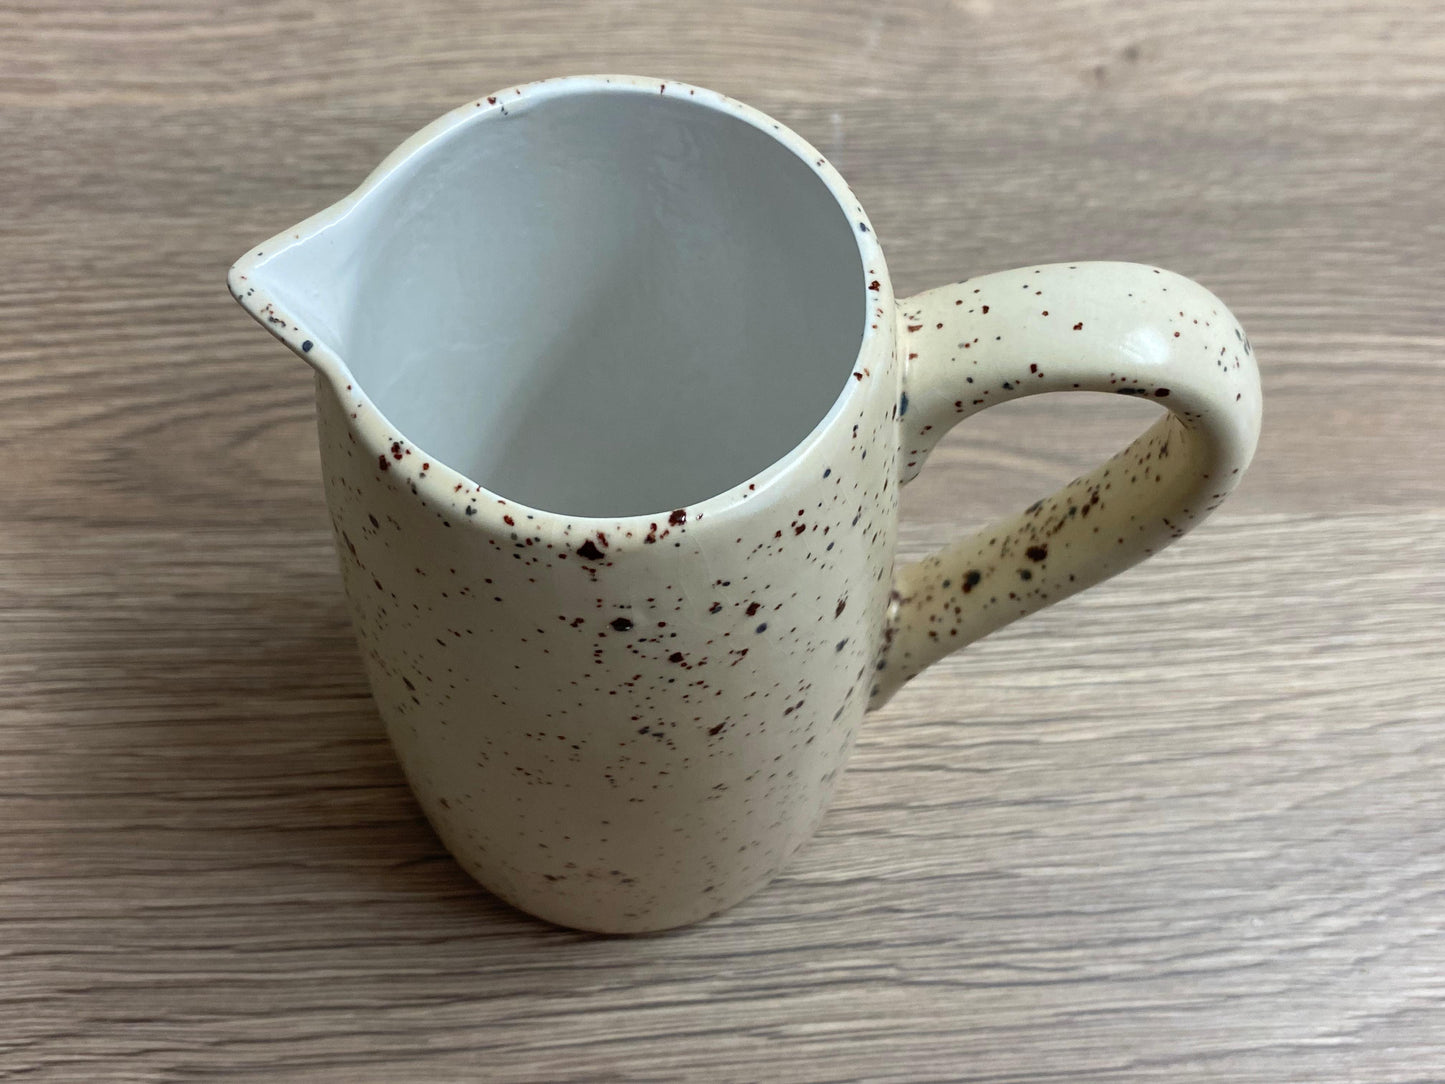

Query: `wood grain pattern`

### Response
(2, 1, 1442, 1079)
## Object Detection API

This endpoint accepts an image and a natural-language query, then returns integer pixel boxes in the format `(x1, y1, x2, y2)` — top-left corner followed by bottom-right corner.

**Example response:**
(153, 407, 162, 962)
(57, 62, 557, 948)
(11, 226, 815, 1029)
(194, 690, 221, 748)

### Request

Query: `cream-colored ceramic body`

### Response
(230, 76, 1260, 932)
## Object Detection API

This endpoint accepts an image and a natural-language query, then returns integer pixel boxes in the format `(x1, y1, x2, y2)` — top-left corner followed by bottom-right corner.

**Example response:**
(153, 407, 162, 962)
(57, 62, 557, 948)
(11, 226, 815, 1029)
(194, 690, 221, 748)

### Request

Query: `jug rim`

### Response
(228, 74, 892, 542)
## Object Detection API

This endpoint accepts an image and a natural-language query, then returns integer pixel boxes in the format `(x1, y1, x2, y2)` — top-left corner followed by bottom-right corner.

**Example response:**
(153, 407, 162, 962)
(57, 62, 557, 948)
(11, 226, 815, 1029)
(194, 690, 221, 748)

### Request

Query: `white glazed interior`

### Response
(259, 87, 865, 517)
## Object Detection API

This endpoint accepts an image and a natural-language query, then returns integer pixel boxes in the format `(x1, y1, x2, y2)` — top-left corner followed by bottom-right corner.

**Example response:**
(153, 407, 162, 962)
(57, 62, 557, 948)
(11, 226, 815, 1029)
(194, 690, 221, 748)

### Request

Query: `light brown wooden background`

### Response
(3, 1, 1443, 1080)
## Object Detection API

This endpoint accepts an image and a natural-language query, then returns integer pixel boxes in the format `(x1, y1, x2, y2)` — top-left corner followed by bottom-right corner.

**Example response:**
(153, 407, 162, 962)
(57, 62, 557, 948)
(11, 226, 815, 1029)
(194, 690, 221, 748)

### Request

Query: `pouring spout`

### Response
(227, 210, 366, 371)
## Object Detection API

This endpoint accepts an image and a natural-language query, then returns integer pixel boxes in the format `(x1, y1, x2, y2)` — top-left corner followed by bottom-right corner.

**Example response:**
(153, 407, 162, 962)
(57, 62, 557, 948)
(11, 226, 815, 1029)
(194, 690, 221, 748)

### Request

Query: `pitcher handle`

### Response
(870, 262, 1262, 707)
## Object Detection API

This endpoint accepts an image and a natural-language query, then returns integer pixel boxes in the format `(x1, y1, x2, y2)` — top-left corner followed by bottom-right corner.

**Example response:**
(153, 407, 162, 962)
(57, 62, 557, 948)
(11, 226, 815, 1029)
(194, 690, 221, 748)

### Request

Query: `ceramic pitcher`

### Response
(229, 75, 1261, 932)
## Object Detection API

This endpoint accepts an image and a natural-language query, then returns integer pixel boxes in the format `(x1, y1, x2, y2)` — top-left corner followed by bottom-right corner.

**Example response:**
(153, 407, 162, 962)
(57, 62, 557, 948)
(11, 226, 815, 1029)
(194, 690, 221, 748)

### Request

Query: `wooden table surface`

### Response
(4, 2, 1443, 1080)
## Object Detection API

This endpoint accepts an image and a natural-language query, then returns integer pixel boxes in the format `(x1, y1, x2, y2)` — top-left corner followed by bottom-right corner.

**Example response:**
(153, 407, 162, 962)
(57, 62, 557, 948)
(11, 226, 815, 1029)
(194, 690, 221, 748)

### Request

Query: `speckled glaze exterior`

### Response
(229, 76, 1260, 932)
